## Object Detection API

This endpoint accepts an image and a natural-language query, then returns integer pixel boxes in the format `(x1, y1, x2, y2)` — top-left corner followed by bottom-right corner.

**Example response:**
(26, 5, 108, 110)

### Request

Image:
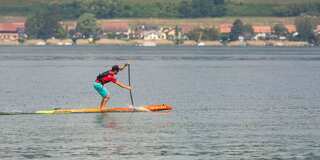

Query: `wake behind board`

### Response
(35, 104, 172, 114)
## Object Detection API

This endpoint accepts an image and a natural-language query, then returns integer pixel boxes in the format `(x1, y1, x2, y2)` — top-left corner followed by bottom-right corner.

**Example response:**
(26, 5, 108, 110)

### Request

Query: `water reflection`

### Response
(95, 113, 120, 129)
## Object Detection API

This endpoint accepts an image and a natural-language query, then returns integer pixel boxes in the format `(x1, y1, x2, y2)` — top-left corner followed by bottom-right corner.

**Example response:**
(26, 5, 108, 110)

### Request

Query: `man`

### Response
(94, 64, 132, 111)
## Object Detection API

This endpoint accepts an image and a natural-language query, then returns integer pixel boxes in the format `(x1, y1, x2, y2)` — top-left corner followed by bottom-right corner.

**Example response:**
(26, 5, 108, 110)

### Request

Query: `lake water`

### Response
(1, 46, 320, 160)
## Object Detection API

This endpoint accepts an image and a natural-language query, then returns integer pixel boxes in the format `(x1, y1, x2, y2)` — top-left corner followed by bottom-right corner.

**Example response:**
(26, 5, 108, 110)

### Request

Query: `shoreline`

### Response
(0, 39, 311, 47)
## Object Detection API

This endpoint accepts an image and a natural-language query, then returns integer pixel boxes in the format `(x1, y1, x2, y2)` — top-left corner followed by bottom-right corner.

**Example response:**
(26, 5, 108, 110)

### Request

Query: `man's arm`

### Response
(119, 63, 129, 71)
(114, 81, 132, 90)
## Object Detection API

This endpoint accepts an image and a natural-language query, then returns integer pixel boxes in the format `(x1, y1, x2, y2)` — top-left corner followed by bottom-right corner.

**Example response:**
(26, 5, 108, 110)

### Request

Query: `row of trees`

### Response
(57, 0, 320, 18)
(186, 17, 320, 45)
(56, 0, 226, 19)
(25, 11, 98, 40)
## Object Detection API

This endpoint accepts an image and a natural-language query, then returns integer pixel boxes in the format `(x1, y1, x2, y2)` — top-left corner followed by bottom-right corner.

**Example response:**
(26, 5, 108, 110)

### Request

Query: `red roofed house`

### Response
(285, 24, 297, 33)
(252, 26, 272, 34)
(252, 25, 272, 40)
(0, 22, 25, 41)
(219, 23, 232, 34)
(100, 22, 129, 39)
(180, 24, 195, 34)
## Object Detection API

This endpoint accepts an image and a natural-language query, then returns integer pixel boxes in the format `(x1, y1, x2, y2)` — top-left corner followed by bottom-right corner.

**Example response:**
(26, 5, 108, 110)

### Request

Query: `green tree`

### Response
(55, 25, 67, 39)
(295, 16, 316, 42)
(187, 27, 220, 42)
(273, 24, 288, 37)
(202, 27, 220, 41)
(229, 19, 244, 41)
(25, 10, 65, 39)
(76, 13, 98, 38)
(191, 0, 225, 17)
(178, 1, 193, 18)
(242, 24, 254, 40)
(187, 28, 203, 42)
(174, 25, 184, 45)
(78, 0, 123, 18)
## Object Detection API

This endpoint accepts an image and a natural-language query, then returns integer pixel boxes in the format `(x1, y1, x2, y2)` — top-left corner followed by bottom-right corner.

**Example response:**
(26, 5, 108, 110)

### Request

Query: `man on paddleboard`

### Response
(94, 64, 132, 111)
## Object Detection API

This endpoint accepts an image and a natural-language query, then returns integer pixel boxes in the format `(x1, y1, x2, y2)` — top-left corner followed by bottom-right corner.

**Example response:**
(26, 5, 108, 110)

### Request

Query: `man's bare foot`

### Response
(99, 107, 105, 112)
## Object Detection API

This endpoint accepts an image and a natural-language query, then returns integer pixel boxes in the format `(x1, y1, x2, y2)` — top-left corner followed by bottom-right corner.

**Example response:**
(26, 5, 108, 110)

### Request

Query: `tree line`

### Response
(2, 0, 320, 19)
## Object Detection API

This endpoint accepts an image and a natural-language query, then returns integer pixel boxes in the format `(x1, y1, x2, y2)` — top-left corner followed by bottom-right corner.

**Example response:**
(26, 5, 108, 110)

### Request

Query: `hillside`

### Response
(228, 0, 320, 4)
(0, 0, 320, 18)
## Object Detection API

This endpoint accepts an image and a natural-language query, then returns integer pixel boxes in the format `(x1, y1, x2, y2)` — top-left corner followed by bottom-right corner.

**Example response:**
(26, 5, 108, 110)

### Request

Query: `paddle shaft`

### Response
(128, 64, 134, 106)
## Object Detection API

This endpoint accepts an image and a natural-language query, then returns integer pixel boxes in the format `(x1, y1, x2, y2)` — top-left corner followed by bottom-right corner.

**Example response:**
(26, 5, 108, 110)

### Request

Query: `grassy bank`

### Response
(99, 17, 297, 26)
(0, 16, 299, 26)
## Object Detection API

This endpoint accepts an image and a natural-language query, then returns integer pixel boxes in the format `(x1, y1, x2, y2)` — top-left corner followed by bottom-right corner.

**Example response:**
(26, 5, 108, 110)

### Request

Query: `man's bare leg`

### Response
(99, 96, 110, 111)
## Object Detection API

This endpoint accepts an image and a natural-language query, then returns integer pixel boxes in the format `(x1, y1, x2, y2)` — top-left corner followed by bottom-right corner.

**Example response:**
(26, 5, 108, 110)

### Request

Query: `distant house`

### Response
(252, 25, 272, 40)
(161, 27, 179, 40)
(137, 24, 159, 31)
(100, 22, 129, 33)
(0, 22, 25, 41)
(284, 24, 297, 33)
(219, 24, 232, 34)
(60, 21, 77, 32)
(129, 24, 163, 40)
(143, 30, 165, 40)
(315, 25, 320, 34)
(253, 26, 272, 34)
(100, 22, 129, 39)
(180, 24, 195, 34)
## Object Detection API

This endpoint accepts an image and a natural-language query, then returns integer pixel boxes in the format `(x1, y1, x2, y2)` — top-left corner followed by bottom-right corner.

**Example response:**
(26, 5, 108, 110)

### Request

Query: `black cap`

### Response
(112, 65, 120, 72)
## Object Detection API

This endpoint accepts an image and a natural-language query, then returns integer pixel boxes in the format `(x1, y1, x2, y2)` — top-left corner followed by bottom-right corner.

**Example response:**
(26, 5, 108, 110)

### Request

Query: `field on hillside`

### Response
(0, 16, 308, 26)
(99, 17, 297, 26)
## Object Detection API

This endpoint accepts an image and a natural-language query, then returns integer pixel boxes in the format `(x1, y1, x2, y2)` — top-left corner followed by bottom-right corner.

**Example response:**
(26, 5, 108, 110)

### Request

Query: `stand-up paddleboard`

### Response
(35, 104, 172, 114)
(0, 104, 172, 115)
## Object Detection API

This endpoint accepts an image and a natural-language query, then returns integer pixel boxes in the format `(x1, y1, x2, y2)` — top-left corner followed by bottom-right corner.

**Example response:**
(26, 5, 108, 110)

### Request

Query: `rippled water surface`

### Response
(1, 46, 320, 160)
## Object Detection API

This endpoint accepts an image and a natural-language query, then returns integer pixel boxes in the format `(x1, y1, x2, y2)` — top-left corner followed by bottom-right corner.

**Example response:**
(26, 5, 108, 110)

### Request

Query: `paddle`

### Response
(128, 63, 134, 106)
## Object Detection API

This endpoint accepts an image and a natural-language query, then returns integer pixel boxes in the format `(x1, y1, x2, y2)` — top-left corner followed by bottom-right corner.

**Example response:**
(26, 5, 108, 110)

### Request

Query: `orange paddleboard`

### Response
(35, 104, 172, 114)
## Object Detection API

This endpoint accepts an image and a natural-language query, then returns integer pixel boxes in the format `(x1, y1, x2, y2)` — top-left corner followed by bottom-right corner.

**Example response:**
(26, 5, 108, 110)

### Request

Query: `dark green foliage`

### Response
(314, 34, 320, 46)
(229, 19, 244, 41)
(273, 3, 320, 16)
(2, 0, 320, 18)
(76, 13, 99, 38)
(190, 0, 226, 17)
(55, 2, 82, 19)
(25, 10, 66, 39)
(228, 19, 253, 41)
(295, 16, 316, 42)
(174, 26, 184, 45)
(273, 24, 288, 36)
(178, 0, 226, 18)
(77, 0, 123, 18)
(187, 28, 203, 42)
(201, 27, 220, 41)
(187, 27, 220, 42)
(178, 1, 193, 18)
(242, 24, 254, 40)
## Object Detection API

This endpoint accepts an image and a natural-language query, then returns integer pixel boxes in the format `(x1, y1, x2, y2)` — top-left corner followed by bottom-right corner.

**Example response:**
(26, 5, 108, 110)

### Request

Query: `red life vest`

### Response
(96, 70, 117, 85)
